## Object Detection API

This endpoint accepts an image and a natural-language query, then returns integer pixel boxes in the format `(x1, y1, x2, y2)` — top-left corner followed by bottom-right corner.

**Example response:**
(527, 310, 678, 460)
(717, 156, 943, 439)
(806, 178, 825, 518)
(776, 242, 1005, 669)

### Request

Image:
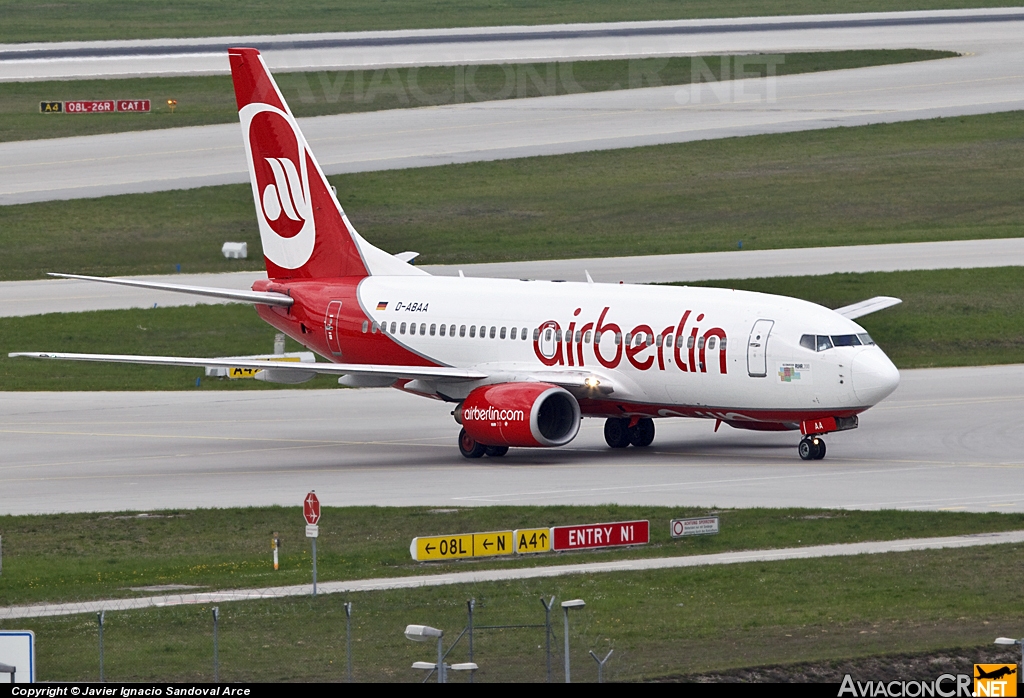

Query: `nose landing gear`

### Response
(798, 435, 826, 461)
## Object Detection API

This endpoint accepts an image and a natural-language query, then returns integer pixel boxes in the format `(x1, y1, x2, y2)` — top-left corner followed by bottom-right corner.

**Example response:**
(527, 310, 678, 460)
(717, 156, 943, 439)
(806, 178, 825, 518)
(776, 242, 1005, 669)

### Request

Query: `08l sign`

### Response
(551, 519, 649, 551)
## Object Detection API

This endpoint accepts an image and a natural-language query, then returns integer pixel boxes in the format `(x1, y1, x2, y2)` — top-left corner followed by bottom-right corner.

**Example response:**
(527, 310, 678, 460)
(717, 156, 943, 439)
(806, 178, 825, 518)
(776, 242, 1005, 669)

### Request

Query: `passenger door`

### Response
(746, 319, 774, 377)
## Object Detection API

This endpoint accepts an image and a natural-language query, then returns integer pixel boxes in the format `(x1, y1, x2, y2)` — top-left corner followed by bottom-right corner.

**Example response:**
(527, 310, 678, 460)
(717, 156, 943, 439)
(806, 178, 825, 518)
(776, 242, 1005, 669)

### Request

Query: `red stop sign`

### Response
(303, 491, 320, 525)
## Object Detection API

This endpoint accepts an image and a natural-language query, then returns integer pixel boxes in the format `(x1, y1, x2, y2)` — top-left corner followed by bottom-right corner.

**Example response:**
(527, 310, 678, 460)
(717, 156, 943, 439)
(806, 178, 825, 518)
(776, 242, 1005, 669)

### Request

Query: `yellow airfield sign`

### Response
(513, 528, 551, 554)
(410, 530, 512, 561)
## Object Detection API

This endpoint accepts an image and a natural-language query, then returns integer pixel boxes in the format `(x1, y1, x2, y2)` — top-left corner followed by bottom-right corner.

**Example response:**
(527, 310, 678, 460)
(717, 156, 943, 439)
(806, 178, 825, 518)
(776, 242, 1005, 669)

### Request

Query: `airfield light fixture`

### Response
(994, 637, 1023, 675)
(561, 599, 586, 683)
(405, 624, 446, 683)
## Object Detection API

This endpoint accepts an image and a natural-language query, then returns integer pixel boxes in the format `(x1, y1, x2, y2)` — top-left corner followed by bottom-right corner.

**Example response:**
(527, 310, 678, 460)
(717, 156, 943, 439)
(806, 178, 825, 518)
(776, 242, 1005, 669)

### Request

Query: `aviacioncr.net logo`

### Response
(240, 103, 316, 269)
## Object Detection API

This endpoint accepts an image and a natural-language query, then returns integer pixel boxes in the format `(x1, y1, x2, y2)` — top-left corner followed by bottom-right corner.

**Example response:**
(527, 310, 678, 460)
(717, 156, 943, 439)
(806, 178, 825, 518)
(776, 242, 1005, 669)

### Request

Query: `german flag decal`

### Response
(376, 301, 388, 311)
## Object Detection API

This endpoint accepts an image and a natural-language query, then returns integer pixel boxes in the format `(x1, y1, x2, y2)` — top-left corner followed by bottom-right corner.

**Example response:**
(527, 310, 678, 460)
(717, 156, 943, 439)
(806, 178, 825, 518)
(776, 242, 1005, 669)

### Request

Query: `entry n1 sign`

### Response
(551, 520, 649, 551)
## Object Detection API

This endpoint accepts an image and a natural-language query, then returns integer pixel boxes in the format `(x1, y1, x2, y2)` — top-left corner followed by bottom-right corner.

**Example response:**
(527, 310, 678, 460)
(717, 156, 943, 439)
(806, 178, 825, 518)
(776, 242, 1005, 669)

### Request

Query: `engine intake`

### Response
(459, 382, 581, 447)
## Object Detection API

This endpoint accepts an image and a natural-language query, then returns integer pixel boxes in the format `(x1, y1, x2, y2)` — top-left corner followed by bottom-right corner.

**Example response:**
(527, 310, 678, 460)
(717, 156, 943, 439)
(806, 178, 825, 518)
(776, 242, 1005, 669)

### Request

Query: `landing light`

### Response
(584, 377, 601, 389)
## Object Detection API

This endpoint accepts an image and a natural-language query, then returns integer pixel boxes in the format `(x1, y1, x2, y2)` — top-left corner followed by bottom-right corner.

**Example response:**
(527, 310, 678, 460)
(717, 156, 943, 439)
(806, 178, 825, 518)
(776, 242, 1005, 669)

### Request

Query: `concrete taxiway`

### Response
(2, 11, 1024, 204)
(2, 363, 1022, 516)
(4, 238, 1023, 318)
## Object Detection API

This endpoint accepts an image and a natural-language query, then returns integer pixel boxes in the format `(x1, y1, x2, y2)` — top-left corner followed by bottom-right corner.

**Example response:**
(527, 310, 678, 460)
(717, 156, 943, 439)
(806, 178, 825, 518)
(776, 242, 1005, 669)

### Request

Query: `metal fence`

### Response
(2, 592, 619, 683)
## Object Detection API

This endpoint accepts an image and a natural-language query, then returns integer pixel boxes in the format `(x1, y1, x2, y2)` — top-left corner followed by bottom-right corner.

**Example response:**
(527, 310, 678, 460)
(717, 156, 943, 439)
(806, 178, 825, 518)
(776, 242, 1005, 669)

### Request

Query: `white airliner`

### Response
(12, 48, 901, 461)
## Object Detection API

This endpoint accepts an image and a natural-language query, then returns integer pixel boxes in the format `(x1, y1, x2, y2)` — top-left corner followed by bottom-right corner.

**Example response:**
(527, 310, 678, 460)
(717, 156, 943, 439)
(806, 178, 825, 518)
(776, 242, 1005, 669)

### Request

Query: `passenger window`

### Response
(361, 320, 368, 333)
(400, 322, 407, 334)
(450, 325, 456, 337)
(687, 336, 695, 349)
(720, 338, 726, 349)
(584, 330, 592, 344)
(410, 323, 417, 335)
(614, 332, 622, 345)
(523, 328, 528, 341)
(555, 329, 563, 342)
(800, 334, 815, 350)
(371, 321, 379, 334)
(544, 328, 552, 341)
(430, 324, 436, 336)
(469, 325, 476, 338)
(816, 335, 833, 351)
(697, 336, 705, 349)
(390, 322, 397, 334)
(624, 332, 632, 346)
(656, 334, 663, 347)
(647, 334, 653, 347)
(665, 335, 672, 348)
(439, 324, 446, 337)
(489, 326, 496, 339)
(510, 327, 517, 340)
(500, 327, 506, 339)
(420, 323, 427, 335)
(460, 325, 466, 337)
(534, 328, 540, 341)
(708, 336, 716, 350)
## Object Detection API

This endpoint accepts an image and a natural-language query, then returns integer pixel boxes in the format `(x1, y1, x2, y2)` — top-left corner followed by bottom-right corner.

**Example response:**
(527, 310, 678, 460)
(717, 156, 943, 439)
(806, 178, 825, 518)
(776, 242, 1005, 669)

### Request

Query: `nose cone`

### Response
(852, 349, 900, 404)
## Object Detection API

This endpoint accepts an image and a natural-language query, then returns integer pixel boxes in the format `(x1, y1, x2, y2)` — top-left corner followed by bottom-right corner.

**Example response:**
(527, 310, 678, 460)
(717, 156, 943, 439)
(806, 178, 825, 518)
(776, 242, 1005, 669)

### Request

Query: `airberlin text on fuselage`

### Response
(533, 306, 728, 374)
(462, 406, 526, 422)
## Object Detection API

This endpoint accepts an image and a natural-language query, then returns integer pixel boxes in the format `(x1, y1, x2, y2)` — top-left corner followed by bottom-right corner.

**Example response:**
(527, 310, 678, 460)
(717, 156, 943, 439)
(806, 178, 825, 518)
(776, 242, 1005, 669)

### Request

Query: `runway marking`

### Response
(4, 530, 1023, 619)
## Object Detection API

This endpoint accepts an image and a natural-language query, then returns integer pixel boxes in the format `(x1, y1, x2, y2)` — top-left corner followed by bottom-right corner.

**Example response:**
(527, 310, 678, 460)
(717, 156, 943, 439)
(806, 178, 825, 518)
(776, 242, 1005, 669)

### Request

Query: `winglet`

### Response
(834, 296, 902, 319)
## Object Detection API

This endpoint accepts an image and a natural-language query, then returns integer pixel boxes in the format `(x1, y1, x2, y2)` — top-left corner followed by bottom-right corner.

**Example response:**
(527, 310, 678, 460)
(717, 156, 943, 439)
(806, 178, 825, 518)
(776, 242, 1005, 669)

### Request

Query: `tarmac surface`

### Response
(3, 363, 1023, 516)
(5, 237, 1024, 317)
(2, 11, 1024, 204)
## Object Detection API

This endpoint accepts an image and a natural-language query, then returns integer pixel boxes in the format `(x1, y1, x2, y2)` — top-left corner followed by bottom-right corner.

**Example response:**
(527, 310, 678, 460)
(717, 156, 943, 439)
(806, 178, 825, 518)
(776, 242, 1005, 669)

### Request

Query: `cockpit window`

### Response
(802, 333, 873, 351)
(831, 334, 862, 347)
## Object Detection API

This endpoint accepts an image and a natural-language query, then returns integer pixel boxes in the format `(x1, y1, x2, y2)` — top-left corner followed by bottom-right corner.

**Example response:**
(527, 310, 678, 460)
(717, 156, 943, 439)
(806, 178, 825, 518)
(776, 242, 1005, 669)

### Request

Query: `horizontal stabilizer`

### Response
(9, 351, 486, 382)
(834, 296, 902, 319)
(48, 273, 293, 307)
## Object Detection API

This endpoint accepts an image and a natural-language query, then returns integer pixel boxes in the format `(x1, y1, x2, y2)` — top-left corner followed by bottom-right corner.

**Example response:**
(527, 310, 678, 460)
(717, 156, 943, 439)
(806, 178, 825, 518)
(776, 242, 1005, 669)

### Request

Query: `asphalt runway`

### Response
(4, 237, 1024, 317)
(3, 12, 1024, 204)
(3, 363, 1023, 515)
(2, 9, 1022, 80)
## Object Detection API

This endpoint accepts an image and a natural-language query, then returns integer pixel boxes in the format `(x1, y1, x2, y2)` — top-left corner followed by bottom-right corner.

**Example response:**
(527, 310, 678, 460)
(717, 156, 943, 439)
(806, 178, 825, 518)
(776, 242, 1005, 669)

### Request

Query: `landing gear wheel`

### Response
(798, 436, 826, 461)
(484, 445, 509, 457)
(628, 418, 656, 447)
(604, 418, 631, 448)
(459, 428, 487, 458)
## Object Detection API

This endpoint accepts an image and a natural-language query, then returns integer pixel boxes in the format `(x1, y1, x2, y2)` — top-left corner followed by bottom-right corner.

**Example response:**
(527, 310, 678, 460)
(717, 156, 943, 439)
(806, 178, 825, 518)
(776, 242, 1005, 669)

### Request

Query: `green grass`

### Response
(2, 266, 1022, 391)
(2, 110, 1022, 281)
(0, 0, 1015, 43)
(0, 50, 955, 143)
(0, 505, 1021, 608)
(0, 506, 1022, 681)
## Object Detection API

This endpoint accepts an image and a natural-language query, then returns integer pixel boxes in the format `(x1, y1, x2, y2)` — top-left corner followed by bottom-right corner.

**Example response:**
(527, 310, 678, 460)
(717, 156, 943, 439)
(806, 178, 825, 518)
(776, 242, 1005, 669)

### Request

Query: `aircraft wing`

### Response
(47, 273, 293, 307)
(834, 296, 902, 319)
(8, 352, 486, 382)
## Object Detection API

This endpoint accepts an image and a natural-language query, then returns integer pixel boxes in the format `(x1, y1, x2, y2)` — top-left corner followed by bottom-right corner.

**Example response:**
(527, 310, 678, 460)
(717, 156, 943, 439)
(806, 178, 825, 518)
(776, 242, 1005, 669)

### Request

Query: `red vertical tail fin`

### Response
(230, 48, 419, 280)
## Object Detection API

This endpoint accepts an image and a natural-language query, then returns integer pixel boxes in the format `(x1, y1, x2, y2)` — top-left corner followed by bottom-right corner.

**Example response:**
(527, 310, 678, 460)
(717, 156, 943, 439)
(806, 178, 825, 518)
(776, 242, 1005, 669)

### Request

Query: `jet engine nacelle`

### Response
(459, 382, 581, 447)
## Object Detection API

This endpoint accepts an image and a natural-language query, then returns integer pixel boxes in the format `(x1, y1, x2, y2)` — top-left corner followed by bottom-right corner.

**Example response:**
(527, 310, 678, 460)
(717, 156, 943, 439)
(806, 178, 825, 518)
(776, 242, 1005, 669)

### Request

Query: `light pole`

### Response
(561, 599, 585, 683)
(405, 624, 446, 683)
(994, 636, 1023, 679)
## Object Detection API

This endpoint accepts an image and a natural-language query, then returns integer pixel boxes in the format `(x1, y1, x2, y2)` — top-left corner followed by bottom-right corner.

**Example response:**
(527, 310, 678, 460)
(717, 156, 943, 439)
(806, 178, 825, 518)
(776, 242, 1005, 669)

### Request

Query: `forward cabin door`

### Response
(746, 319, 774, 377)
(325, 300, 344, 355)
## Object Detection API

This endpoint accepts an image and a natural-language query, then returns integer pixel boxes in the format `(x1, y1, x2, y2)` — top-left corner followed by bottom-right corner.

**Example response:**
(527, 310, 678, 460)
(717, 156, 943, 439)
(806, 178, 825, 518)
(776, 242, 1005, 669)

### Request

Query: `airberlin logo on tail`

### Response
(261, 156, 307, 234)
(241, 104, 316, 269)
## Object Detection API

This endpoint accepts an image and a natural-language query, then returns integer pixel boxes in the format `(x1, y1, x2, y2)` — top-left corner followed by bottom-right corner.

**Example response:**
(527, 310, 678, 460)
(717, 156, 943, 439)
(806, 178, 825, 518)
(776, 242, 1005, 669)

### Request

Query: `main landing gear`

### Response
(798, 435, 826, 461)
(604, 417, 655, 449)
(458, 428, 509, 459)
